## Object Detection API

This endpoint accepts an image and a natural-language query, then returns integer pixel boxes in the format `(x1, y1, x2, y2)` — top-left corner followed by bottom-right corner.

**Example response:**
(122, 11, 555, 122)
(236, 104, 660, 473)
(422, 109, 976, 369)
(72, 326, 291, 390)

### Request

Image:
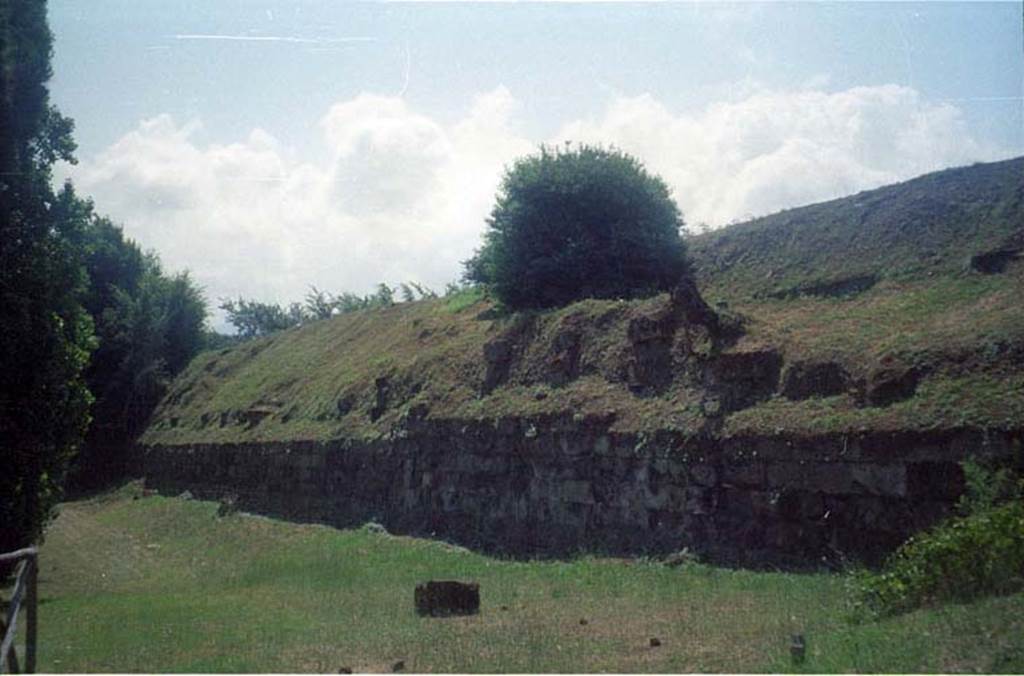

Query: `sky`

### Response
(49, 1, 1024, 328)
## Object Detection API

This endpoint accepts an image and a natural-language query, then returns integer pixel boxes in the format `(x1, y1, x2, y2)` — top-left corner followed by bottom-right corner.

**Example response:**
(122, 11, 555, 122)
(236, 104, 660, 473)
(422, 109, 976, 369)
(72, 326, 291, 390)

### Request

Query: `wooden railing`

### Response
(0, 548, 37, 674)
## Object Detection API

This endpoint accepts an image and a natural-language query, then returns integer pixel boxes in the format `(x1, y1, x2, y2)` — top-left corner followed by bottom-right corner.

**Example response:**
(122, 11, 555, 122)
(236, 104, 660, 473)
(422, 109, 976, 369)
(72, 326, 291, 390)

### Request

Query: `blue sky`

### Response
(49, 1, 1024, 324)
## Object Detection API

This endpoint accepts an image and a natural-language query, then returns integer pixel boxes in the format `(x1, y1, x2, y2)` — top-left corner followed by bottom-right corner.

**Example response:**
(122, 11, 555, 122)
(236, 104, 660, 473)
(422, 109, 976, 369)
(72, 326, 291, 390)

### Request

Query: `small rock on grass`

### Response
(650, 637, 661, 648)
(415, 580, 480, 616)
(579, 618, 589, 626)
(392, 660, 405, 672)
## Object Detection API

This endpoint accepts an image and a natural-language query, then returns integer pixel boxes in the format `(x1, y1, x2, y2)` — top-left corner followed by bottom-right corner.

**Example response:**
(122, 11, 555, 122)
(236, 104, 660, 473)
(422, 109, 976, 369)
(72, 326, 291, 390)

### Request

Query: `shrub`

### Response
(958, 456, 1023, 516)
(857, 500, 1024, 617)
(465, 144, 690, 310)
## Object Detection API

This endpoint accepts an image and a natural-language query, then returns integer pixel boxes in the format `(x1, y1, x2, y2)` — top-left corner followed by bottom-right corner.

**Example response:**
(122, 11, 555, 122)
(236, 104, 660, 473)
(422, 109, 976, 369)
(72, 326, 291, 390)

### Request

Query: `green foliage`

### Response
(465, 144, 691, 310)
(442, 285, 486, 314)
(853, 460, 1024, 619)
(399, 281, 436, 303)
(219, 297, 304, 338)
(372, 282, 394, 307)
(202, 330, 245, 351)
(71, 205, 208, 487)
(303, 286, 335, 320)
(958, 456, 1024, 517)
(409, 281, 438, 300)
(0, 0, 94, 554)
(221, 281, 439, 340)
(856, 500, 1024, 617)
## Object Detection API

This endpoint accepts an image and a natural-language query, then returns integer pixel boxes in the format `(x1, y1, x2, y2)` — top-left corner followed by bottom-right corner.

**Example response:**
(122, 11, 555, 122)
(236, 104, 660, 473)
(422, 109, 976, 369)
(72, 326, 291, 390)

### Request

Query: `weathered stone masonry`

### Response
(141, 419, 1022, 568)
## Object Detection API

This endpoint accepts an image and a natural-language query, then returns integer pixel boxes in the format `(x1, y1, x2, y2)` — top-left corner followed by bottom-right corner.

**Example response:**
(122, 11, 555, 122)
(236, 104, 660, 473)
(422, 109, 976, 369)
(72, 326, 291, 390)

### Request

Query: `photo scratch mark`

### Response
(171, 34, 375, 45)
(399, 41, 412, 98)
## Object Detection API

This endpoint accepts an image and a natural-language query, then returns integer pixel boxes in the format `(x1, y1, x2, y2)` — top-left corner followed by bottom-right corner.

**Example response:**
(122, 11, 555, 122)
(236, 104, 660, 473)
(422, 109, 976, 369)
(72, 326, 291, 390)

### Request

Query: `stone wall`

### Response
(141, 417, 1022, 568)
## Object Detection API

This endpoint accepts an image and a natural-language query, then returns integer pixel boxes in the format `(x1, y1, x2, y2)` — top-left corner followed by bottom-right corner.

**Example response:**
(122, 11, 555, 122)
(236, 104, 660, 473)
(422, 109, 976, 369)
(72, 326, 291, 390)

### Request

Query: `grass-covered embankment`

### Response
(19, 484, 1024, 673)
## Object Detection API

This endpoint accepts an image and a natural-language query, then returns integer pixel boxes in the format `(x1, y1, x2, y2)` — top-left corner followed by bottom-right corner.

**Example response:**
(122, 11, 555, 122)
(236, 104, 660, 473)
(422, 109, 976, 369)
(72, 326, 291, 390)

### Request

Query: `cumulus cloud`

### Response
(66, 83, 1005, 327)
(68, 86, 533, 318)
(557, 85, 996, 226)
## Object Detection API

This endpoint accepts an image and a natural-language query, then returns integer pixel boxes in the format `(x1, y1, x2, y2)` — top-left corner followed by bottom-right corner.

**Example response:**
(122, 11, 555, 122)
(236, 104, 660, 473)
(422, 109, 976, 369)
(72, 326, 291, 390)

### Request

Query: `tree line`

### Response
(0, 0, 207, 554)
(218, 281, 459, 339)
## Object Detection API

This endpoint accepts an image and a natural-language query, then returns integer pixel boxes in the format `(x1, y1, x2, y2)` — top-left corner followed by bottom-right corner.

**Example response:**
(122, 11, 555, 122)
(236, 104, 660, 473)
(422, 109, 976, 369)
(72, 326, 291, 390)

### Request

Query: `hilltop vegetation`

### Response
(144, 157, 1024, 447)
(465, 144, 690, 309)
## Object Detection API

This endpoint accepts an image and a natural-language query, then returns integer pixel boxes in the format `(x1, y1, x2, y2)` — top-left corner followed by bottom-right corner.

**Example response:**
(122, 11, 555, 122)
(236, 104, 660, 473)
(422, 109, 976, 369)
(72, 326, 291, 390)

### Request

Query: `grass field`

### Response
(11, 483, 1022, 673)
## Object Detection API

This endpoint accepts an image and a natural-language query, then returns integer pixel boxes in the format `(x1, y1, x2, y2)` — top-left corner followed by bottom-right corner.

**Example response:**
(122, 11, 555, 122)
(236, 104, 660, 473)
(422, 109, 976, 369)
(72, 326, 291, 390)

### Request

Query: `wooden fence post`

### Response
(25, 556, 35, 674)
(0, 548, 38, 674)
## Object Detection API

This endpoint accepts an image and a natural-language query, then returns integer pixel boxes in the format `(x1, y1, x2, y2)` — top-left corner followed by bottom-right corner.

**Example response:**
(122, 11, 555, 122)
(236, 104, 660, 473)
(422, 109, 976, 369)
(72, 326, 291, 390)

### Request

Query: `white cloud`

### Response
(557, 84, 997, 226)
(65, 83, 1006, 329)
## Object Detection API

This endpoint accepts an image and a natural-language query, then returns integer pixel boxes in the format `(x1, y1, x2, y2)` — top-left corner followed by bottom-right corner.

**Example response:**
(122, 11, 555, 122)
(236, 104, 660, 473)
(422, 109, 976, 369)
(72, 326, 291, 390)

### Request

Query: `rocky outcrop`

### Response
(862, 361, 922, 407)
(670, 277, 719, 330)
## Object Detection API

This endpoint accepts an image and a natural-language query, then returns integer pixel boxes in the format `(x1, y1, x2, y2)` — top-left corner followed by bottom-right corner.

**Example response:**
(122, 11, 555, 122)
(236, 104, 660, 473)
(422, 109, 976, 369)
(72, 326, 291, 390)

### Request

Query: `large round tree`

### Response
(465, 144, 690, 310)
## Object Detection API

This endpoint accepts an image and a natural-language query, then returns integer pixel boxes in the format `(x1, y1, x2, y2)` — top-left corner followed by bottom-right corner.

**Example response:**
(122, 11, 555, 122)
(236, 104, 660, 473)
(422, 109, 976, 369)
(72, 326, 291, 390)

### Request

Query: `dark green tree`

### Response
(219, 297, 304, 338)
(304, 286, 336, 320)
(222, 282, 403, 340)
(0, 0, 94, 554)
(71, 211, 208, 487)
(465, 144, 691, 310)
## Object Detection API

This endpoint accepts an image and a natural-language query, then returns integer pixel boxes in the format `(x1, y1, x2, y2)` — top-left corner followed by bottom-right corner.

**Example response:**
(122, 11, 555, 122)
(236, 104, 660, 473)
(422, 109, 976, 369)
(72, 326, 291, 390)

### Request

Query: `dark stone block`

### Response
(546, 326, 582, 386)
(414, 580, 480, 617)
(780, 361, 850, 400)
(625, 323, 675, 394)
(775, 489, 803, 520)
(968, 248, 1021, 274)
(712, 349, 783, 412)
(722, 461, 765, 487)
(864, 363, 921, 407)
(690, 463, 718, 487)
(907, 462, 965, 500)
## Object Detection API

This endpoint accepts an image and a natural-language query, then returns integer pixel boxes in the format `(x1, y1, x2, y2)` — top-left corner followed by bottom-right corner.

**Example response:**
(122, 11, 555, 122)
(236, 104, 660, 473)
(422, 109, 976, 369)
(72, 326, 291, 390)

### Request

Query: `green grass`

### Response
(723, 372, 1024, 436)
(143, 262, 1024, 446)
(441, 286, 487, 315)
(688, 156, 1024, 301)
(726, 270, 1024, 368)
(17, 486, 1024, 673)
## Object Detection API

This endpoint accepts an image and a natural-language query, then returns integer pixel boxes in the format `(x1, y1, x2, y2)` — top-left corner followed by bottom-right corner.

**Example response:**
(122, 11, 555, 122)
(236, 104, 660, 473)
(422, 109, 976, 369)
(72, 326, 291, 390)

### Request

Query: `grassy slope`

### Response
(22, 487, 1024, 673)
(143, 268, 1024, 444)
(687, 156, 1023, 298)
(143, 291, 716, 444)
(142, 157, 1024, 446)
(722, 267, 1024, 435)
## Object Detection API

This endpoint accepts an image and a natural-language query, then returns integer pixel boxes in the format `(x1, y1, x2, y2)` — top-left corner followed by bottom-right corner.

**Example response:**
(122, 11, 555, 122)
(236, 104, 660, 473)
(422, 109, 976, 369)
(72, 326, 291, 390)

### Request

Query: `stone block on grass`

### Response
(414, 580, 480, 617)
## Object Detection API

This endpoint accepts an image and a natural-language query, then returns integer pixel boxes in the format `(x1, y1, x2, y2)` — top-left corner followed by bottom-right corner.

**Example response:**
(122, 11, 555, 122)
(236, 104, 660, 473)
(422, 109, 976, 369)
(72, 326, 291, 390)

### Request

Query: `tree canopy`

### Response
(1, 0, 211, 539)
(0, 0, 93, 554)
(71, 206, 207, 488)
(465, 144, 691, 310)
